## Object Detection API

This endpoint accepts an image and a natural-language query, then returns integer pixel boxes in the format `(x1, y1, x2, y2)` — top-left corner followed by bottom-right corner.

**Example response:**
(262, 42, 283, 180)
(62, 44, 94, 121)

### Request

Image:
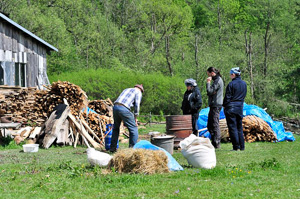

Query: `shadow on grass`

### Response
(0, 136, 13, 147)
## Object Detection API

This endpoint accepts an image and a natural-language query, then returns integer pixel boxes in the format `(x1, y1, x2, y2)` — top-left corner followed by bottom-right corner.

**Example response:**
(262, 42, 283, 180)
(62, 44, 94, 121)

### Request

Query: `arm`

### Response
(223, 83, 232, 107)
(206, 80, 220, 96)
(191, 89, 202, 110)
(134, 91, 142, 116)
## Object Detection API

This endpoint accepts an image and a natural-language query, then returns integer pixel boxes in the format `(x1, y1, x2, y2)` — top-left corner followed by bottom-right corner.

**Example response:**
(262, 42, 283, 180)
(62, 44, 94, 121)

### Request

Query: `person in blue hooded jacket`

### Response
(223, 67, 247, 151)
(181, 78, 202, 136)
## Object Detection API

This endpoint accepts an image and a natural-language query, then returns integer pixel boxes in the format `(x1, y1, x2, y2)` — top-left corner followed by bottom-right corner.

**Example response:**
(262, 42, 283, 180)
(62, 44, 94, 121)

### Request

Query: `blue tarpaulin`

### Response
(197, 103, 295, 142)
(82, 106, 97, 115)
(133, 140, 184, 171)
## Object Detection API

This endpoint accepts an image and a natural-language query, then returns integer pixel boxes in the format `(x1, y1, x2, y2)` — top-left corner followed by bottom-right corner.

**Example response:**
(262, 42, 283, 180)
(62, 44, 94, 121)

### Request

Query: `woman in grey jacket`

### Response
(206, 67, 224, 148)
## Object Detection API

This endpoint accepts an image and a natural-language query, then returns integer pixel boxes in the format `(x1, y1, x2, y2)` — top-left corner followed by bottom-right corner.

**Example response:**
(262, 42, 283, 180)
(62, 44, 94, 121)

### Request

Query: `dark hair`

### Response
(207, 67, 222, 77)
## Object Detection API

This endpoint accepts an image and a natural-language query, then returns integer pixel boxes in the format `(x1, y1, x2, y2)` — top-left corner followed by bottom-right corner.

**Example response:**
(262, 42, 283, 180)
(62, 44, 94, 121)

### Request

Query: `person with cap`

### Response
(223, 67, 247, 151)
(181, 78, 202, 136)
(109, 84, 144, 152)
(206, 67, 224, 149)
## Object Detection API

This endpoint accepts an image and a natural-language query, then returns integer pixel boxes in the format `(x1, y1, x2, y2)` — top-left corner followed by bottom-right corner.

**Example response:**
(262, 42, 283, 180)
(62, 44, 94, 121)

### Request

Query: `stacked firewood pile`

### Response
(242, 115, 277, 142)
(82, 112, 113, 139)
(88, 99, 113, 117)
(0, 82, 116, 149)
(0, 86, 40, 124)
(34, 81, 88, 118)
(220, 115, 277, 142)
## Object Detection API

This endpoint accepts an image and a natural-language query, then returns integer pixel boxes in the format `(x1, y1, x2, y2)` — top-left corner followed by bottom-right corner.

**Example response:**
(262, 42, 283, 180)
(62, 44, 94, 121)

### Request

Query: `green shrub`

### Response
(49, 68, 186, 115)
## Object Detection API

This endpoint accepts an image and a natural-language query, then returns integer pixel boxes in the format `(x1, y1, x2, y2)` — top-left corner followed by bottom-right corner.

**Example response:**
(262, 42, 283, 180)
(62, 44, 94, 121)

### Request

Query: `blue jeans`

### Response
(110, 105, 138, 151)
(224, 106, 245, 150)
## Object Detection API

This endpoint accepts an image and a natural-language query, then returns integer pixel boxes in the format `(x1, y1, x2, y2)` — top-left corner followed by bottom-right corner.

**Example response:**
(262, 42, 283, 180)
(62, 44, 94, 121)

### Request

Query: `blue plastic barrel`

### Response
(105, 124, 119, 150)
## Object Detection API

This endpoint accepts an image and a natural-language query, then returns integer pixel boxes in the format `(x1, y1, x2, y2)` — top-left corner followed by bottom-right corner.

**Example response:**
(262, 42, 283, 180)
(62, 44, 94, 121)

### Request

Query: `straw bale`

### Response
(109, 149, 169, 174)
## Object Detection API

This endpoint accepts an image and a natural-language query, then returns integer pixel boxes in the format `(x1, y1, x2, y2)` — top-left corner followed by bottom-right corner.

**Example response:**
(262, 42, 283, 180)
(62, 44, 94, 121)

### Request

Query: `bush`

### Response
(49, 68, 186, 115)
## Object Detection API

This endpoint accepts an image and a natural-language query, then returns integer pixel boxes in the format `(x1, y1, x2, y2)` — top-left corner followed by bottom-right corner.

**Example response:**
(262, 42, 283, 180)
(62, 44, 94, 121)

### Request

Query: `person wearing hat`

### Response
(223, 67, 247, 151)
(109, 84, 144, 152)
(206, 67, 224, 149)
(181, 78, 202, 136)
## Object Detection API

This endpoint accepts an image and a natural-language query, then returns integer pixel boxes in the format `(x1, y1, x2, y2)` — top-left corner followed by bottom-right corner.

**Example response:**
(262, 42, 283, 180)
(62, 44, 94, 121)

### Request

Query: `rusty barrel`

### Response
(166, 115, 192, 148)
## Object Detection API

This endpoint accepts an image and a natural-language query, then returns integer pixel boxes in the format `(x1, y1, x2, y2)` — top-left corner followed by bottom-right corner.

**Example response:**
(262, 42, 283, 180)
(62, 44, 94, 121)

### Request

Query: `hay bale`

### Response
(109, 149, 169, 174)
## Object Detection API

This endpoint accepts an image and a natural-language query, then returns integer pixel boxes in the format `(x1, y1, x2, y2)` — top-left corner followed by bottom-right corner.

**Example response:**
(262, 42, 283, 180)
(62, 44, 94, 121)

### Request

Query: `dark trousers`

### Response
(207, 107, 222, 148)
(110, 105, 138, 152)
(191, 111, 200, 136)
(224, 106, 245, 150)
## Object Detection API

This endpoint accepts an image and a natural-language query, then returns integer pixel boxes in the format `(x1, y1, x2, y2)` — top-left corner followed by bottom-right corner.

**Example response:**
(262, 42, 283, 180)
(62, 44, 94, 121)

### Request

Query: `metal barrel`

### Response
(166, 115, 192, 148)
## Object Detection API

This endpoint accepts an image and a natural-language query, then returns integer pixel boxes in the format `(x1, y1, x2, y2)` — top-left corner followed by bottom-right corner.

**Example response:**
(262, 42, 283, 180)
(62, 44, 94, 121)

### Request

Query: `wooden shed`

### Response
(0, 13, 58, 88)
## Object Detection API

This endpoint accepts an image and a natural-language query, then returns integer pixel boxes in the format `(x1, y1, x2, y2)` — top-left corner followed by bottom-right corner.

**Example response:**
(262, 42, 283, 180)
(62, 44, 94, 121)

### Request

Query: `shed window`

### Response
(14, 63, 26, 87)
(0, 63, 4, 85)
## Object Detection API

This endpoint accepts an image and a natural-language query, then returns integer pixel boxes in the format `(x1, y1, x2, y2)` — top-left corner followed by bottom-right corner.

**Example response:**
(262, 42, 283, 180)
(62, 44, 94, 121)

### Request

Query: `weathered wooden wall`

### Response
(0, 19, 48, 87)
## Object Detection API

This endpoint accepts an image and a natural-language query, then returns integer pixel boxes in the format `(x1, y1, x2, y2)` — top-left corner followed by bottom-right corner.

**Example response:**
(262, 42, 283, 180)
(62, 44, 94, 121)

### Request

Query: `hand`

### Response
(207, 77, 212, 83)
(135, 118, 138, 127)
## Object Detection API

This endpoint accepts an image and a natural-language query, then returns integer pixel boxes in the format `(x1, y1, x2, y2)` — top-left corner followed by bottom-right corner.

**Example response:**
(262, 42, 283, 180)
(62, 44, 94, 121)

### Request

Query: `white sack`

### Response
(180, 134, 216, 169)
(86, 148, 112, 167)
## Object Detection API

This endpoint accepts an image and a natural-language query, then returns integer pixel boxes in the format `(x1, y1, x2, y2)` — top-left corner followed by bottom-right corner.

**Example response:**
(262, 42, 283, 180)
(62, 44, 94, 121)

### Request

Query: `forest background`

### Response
(1, 0, 299, 117)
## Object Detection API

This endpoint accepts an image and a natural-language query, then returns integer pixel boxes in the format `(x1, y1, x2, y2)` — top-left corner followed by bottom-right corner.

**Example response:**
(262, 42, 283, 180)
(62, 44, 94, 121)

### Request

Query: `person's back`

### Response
(110, 84, 144, 152)
(223, 67, 247, 151)
(223, 76, 247, 108)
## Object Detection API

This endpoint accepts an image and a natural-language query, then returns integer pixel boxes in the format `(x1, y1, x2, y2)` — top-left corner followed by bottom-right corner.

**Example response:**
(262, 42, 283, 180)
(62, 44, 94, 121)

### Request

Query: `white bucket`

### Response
(23, 144, 39, 153)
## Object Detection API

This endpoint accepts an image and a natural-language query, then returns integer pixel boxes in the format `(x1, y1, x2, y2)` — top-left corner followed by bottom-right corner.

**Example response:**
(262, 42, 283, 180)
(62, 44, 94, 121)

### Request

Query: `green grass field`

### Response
(0, 124, 299, 199)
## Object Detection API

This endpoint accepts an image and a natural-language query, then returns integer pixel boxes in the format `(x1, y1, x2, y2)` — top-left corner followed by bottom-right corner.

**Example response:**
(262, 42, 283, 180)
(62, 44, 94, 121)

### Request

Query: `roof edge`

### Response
(0, 13, 58, 52)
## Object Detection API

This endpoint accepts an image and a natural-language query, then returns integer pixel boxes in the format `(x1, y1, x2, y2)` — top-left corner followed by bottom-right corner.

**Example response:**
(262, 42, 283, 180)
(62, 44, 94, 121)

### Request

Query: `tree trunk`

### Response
(217, 0, 222, 47)
(245, 30, 254, 100)
(263, 22, 270, 77)
(151, 13, 156, 52)
(165, 36, 173, 76)
(195, 33, 199, 80)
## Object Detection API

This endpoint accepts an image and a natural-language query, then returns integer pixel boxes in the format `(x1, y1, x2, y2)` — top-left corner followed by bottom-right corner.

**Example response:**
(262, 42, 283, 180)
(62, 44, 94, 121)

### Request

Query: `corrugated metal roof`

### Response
(0, 13, 58, 52)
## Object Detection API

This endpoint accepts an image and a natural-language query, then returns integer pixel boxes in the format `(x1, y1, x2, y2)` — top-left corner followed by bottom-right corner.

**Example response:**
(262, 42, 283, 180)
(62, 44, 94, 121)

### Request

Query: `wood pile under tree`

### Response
(219, 115, 277, 143)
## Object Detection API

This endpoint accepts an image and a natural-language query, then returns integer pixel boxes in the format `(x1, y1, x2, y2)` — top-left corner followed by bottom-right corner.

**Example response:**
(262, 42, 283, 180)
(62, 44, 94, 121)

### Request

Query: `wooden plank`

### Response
(29, 127, 42, 139)
(56, 119, 69, 145)
(23, 35, 29, 53)
(12, 29, 18, 52)
(4, 50, 12, 62)
(0, 50, 5, 61)
(26, 53, 32, 87)
(74, 130, 80, 148)
(80, 115, 103, 145)
(68, 113, 101, 149)
(0, 22, 4, 49)
(43, 104, 70, 149)
(23, 52, 27, 63)
(22, 127, 34, 139)
(18, 34, 25, 52)
(0, 123, 21, 129)
(3, 22, 12, 51)
(27, 37, 33, 53)
(13, 52, 18, 62)
(32, 40, 38, 54)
